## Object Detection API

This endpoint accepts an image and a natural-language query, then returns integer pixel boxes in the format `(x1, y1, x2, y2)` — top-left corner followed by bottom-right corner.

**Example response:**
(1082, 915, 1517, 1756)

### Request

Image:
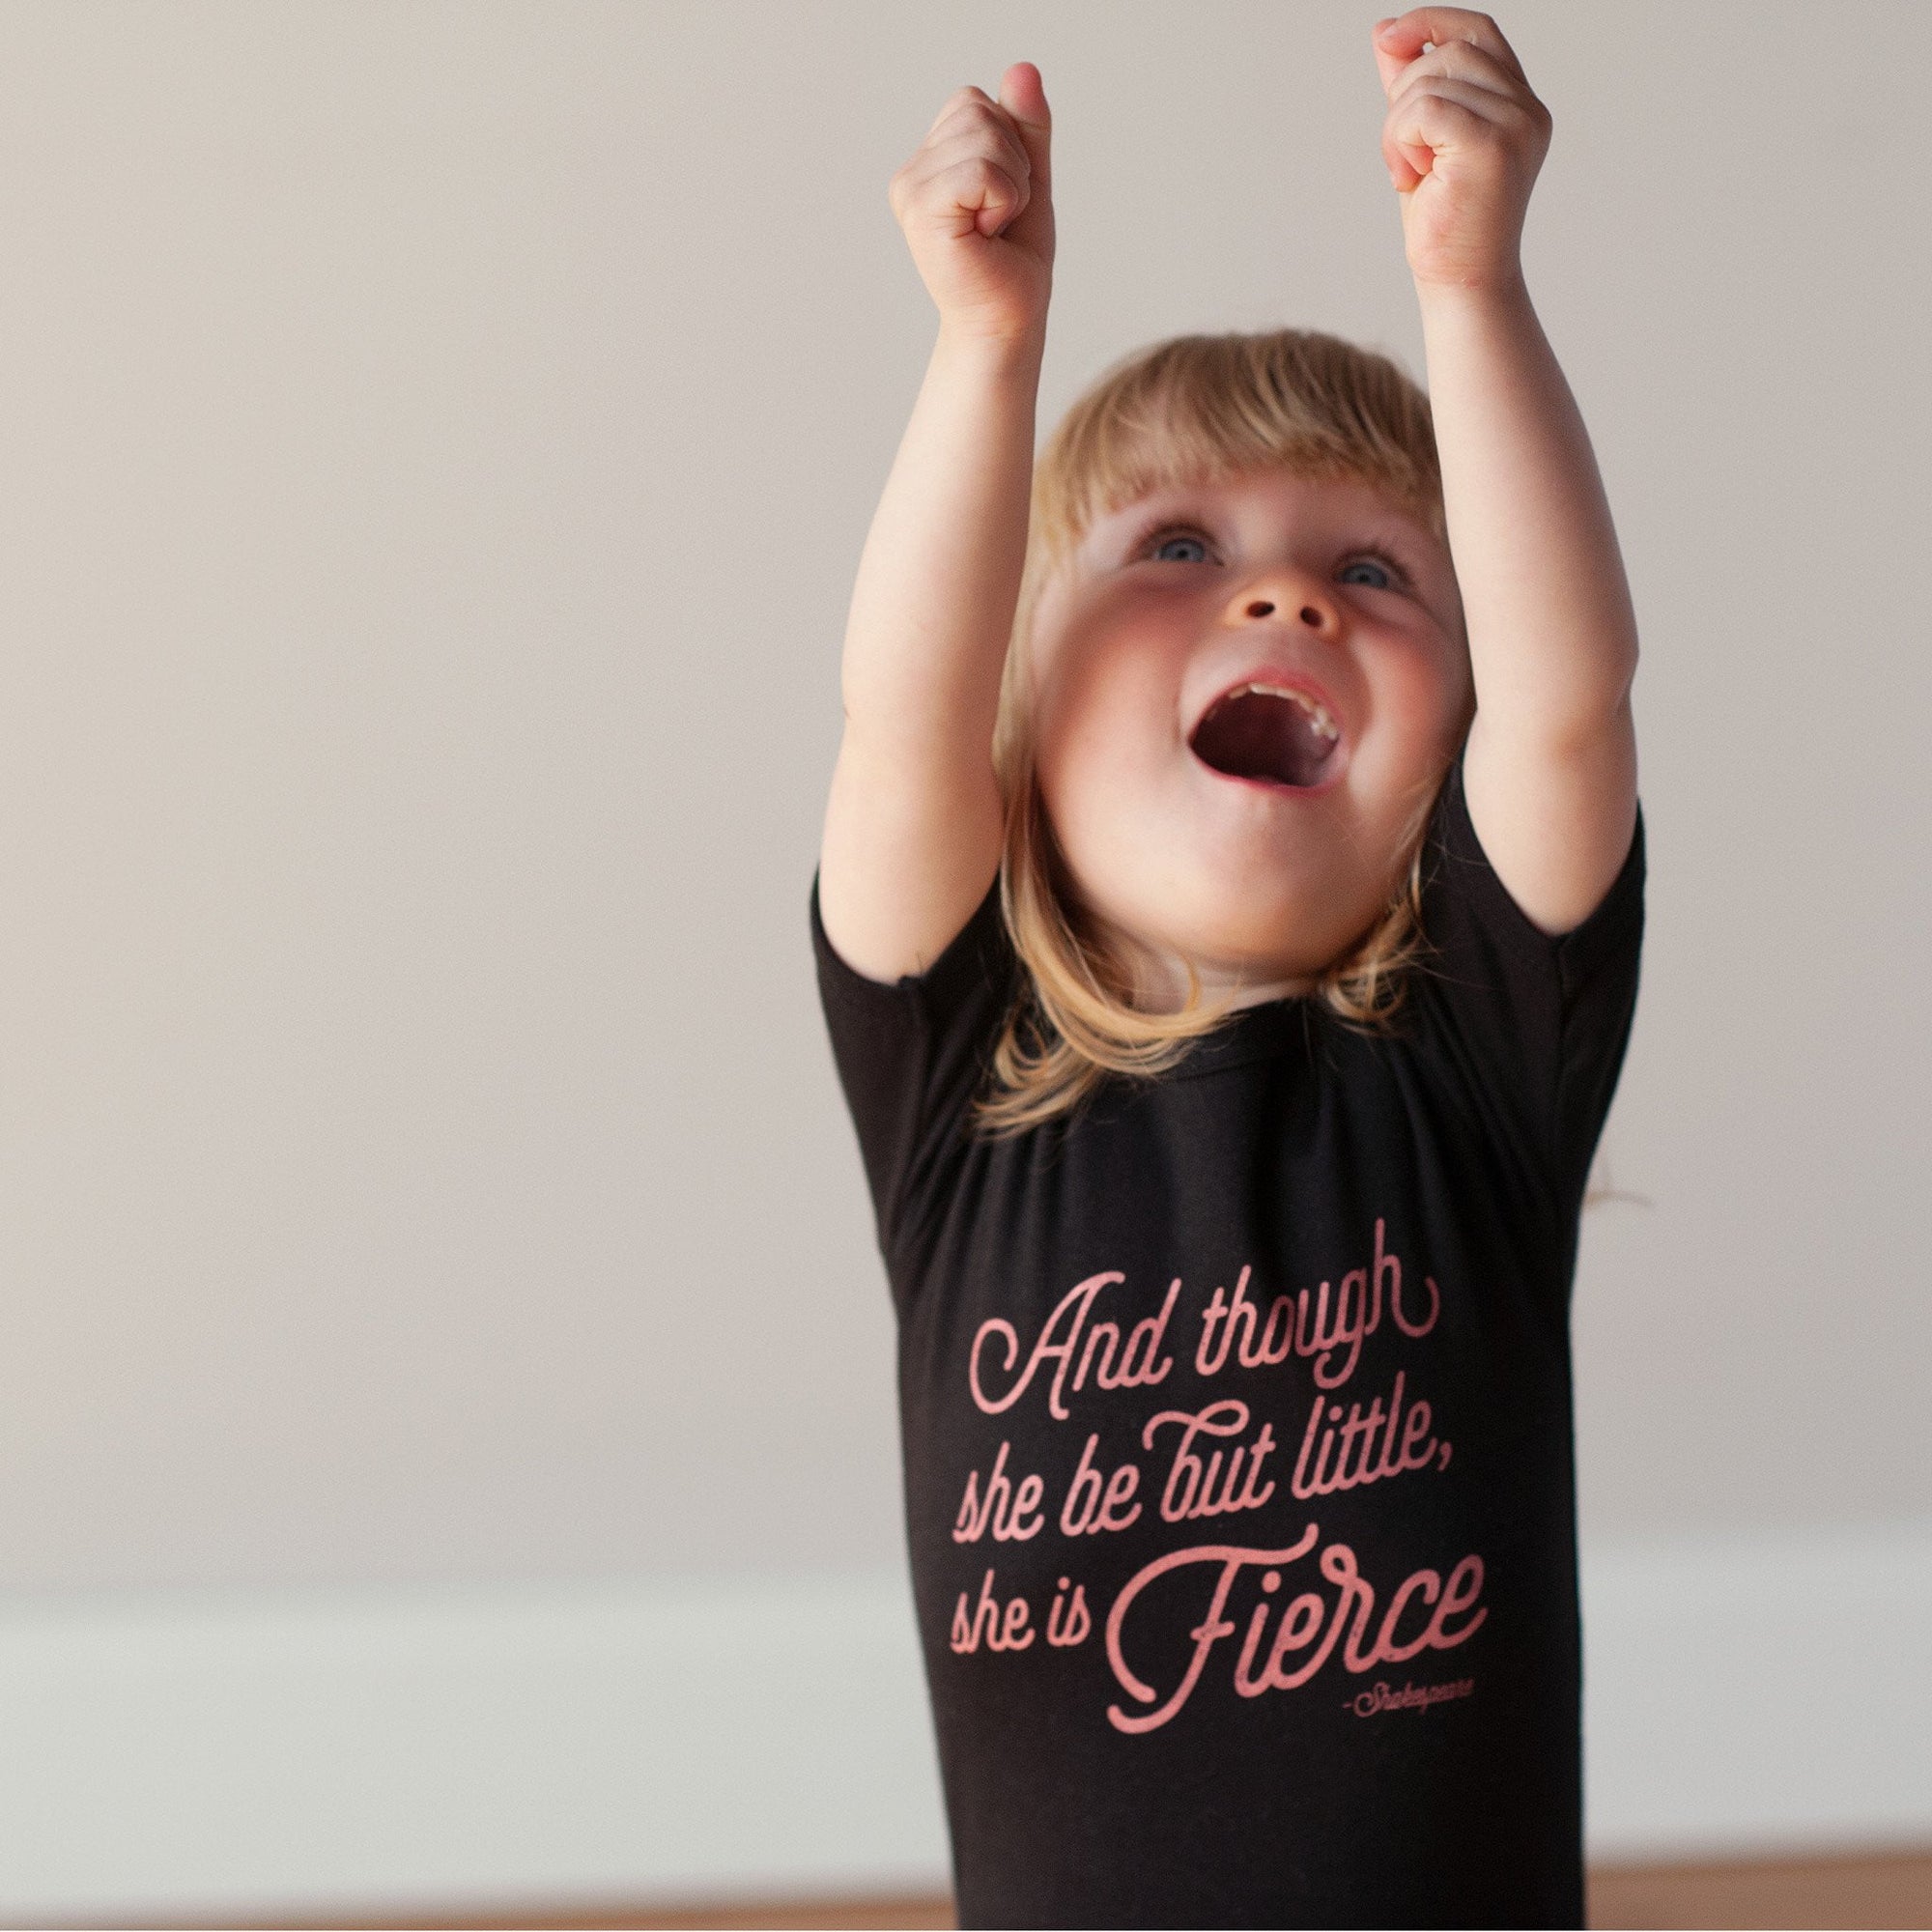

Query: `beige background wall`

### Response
(0, 0, 1925, 1605)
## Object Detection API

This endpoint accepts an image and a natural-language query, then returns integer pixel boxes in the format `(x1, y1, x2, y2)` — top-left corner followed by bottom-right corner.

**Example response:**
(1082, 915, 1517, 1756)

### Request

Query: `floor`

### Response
(1587, 1849, 1932, 1930)
(232, 1846, 1932, 1930)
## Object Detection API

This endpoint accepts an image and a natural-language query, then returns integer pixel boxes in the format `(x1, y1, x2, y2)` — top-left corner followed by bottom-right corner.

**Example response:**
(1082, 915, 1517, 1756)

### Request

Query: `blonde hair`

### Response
(976, 328, 1464, 1137)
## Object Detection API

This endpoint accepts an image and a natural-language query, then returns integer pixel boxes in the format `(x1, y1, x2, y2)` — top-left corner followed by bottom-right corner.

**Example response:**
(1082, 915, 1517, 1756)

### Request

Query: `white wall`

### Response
(0, 0, 1926, 1909)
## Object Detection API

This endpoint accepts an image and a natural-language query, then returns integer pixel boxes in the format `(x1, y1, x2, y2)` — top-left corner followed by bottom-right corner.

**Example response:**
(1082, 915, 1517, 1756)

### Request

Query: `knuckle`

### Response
(944, 109, 1001, 153)
(966, 115, 1016, 155)
(929, 88, 987, 134)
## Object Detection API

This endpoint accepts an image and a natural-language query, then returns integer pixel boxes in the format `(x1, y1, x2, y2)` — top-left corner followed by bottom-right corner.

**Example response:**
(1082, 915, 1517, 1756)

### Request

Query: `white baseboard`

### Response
(1, 1525, 1927, 1921)
(1579, 1520, 1932, 1861)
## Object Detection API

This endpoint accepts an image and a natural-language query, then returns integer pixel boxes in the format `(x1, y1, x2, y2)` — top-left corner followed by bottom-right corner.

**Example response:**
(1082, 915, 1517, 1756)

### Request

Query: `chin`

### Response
(1102, 879, 1336, 990)
(1053, 801, 1403, 994)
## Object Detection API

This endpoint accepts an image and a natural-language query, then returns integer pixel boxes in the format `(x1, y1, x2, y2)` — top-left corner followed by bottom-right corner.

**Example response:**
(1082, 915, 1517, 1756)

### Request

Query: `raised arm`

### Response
(817, 64, 1055, 982)
(1374, 9, 1639, 935)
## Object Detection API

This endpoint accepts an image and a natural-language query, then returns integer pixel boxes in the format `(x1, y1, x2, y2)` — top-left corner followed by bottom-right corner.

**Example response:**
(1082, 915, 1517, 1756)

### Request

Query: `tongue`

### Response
(1191, 690, 1336, 788)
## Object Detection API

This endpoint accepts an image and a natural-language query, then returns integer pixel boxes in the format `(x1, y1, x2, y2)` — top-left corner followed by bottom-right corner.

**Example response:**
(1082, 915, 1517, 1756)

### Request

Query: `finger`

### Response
(961, 154, 1030, 239)
(1381, 89, 1498, 184)
(1382, 122, 1433, 193)
(997, 61, 1053, 200)
(1386, 72, 1539, 139)
(924, 83, 985, 140)
(1382, 73, 1547, 182)
(1374, 9, 1526, 86)
(1371, 19, 1409, 97)
(903, 150, 1028, 238)
(1380, 98, 1435, 190)
(924, 73, 1046, 181)
(920, 118, 1035, 197)
(1382, 38, 1524, 115)
(892, 123, 1029, 231)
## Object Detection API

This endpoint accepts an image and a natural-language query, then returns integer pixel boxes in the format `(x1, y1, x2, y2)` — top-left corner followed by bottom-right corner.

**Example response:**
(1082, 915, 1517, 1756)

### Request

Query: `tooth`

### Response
(1212, 682, 1342, 745)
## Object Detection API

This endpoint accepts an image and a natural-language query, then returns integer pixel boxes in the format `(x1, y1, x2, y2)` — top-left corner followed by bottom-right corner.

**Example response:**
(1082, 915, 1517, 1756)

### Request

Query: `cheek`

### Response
(1037, 643, 1172, 784)
(1377, 639, 1472, 762)
(1035, 651, 1179, 863)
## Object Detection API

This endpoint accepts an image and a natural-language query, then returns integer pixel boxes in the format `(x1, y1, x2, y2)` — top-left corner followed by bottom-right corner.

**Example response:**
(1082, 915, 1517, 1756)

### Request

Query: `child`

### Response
(814, 10, 1641, 1926)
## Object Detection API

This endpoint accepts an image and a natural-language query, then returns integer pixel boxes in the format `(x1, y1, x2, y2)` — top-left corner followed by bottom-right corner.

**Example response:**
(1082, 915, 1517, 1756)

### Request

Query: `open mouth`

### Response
(1189, 683, 1343, 790)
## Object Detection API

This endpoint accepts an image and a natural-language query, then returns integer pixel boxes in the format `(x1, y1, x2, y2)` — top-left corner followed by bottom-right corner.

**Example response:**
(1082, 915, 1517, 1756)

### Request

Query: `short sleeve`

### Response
(1408, 754, 1646, 1212)
(810, 874, 1019, 1263)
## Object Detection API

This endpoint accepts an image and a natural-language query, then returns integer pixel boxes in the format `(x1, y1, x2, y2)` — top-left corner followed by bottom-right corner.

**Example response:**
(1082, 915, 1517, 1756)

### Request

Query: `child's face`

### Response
(1027, 467, 1470, 1007)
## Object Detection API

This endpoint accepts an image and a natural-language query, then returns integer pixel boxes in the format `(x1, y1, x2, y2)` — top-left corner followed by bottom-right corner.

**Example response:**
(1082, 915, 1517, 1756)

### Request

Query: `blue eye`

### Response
(1338, 556, 1393, 589)
(1150, 530, 1211, 563)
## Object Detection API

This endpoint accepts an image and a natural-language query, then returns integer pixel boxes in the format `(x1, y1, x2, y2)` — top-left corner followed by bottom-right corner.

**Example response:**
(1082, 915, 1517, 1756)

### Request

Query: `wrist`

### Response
(933, 317, 1048, 383)
(1411, 267, 1534, 327)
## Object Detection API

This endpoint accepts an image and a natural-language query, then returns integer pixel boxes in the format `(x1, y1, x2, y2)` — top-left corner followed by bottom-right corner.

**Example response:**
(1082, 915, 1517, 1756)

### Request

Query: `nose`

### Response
(1225, 572, 1339, 638)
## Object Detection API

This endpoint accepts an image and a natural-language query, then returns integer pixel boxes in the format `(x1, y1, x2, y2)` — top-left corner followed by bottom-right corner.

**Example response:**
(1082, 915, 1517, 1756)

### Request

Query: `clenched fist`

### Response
(889, 62, 1054, 347)
(1374, 10, 1551, 291)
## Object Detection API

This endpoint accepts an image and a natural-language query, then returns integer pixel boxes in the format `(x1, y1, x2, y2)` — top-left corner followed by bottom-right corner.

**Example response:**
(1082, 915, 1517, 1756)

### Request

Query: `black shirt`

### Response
(812, 756, 1644, 1929)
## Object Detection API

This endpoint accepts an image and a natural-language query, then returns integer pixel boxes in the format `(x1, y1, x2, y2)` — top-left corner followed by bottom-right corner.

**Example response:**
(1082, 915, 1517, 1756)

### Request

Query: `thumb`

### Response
(1369, 17, 1409, 99)
(998, 61, 1052, 201)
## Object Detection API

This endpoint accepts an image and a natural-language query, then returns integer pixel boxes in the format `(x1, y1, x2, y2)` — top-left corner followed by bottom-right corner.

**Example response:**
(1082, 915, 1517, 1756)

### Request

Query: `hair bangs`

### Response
(1033, 330, 1445, 573)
